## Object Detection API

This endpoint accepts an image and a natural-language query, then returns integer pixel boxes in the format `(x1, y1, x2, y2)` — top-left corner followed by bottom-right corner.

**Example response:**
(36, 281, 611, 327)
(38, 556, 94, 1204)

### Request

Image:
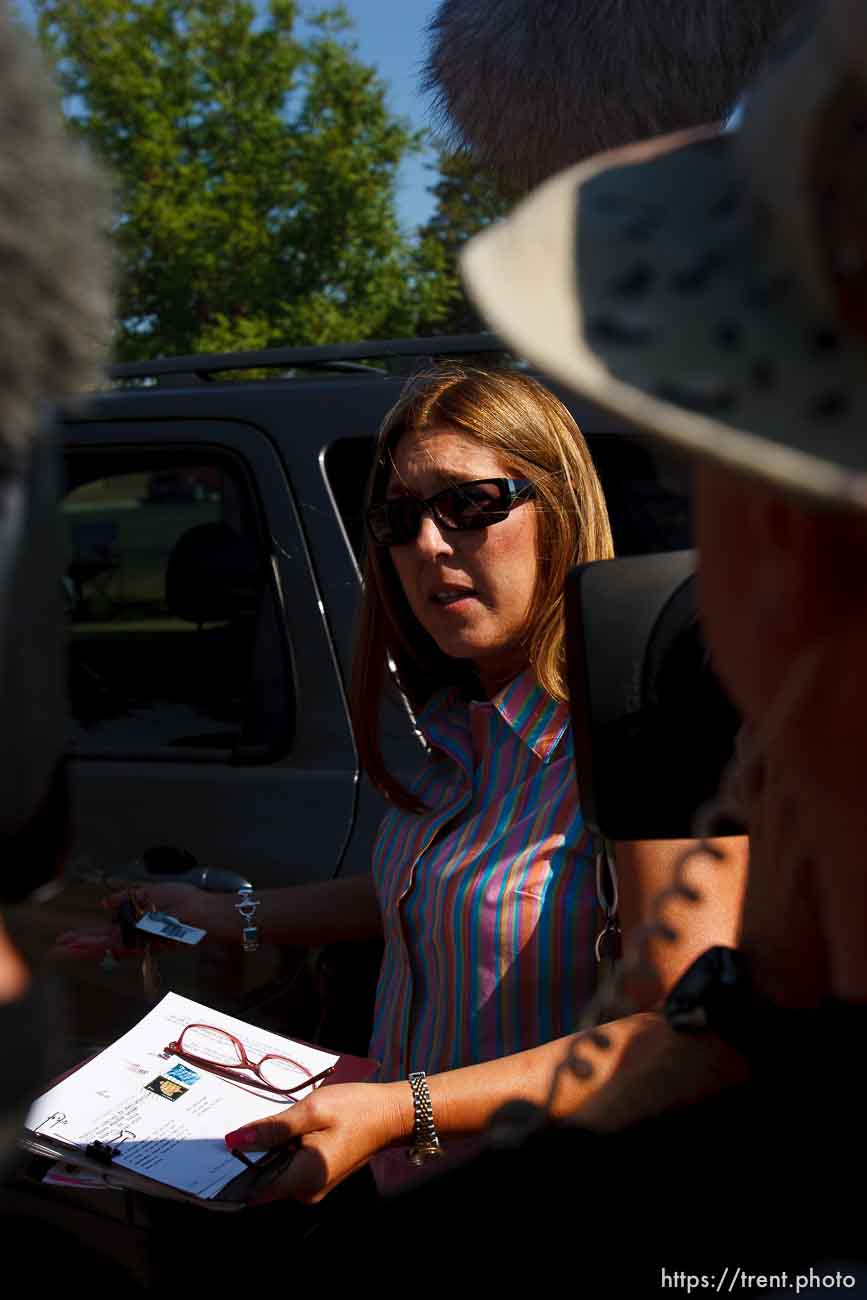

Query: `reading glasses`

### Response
(166, 1023, 334, 1096)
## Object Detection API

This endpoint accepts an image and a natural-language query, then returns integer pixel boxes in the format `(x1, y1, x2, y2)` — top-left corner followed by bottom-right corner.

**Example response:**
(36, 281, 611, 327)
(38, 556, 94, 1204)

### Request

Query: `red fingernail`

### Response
(225, 1127, 257, 1149)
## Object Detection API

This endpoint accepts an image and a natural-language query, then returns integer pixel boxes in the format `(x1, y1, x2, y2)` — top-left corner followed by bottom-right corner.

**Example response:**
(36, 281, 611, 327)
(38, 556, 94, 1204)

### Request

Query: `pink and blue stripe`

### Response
(369, 667, 597, 1083)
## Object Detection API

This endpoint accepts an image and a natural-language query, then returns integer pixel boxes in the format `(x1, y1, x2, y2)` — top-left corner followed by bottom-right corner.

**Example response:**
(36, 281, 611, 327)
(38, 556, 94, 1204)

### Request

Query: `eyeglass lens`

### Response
(180, 1024, 243, 1065)
(176, 1024, 310, 1091)
(371, 479, 523, 545)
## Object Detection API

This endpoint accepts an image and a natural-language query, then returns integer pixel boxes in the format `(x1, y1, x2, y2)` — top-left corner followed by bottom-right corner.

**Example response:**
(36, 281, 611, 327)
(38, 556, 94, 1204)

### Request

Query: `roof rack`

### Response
(108, 333, 511, 387)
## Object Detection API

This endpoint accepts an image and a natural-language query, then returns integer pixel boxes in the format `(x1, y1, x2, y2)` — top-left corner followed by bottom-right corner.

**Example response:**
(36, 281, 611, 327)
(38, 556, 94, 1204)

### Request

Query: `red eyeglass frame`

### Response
(165, 1023, 335, 1097)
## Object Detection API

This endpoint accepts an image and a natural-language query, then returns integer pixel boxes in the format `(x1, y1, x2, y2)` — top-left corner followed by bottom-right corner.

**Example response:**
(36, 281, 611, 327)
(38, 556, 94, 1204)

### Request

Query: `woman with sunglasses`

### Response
(58, 366, 746, 1201)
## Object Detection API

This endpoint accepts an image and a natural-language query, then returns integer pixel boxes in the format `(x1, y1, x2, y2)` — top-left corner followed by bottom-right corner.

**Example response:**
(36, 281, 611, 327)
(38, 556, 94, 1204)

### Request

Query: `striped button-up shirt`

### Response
(369, 668, 597, 1084)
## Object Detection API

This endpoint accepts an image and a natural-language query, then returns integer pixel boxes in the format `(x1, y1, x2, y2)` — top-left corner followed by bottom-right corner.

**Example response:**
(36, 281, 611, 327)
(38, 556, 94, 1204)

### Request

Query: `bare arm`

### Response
(420, 829, 748, 1139)
(615, 834, 748, 1007)
(232, 835, 751, 1201)
(200, 874, 382, 946)
(54, 872, 382, 958)
(236, 1013, 749, 1203)
(422, 1010, 748, 1136)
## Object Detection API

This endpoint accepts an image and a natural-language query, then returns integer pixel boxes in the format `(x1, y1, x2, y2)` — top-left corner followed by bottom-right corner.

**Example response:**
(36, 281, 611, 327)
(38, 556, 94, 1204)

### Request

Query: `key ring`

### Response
(234, 886, 261, 953)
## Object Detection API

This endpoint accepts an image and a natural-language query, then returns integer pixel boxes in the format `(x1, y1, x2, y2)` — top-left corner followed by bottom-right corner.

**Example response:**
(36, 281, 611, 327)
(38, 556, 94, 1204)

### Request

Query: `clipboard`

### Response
(20, 993, 378, 1211)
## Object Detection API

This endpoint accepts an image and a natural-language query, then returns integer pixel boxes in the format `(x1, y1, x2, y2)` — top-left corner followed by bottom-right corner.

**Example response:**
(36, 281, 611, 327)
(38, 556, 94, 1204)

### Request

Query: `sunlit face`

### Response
(386, 426, 538, 695)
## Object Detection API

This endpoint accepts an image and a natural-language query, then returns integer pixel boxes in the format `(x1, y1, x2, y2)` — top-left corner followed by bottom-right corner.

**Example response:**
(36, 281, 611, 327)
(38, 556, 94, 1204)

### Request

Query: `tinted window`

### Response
(586, 434, 691, 555)
(63, 450, 292, 760)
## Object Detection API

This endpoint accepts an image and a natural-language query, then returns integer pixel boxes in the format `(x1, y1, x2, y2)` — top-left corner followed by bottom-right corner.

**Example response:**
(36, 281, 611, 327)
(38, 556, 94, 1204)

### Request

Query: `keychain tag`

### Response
(135, 912, 206, 945)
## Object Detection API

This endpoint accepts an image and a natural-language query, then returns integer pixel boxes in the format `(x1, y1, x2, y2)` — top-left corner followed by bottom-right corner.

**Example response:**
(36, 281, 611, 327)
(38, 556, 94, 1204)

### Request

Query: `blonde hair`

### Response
(350, 365, 614, 809)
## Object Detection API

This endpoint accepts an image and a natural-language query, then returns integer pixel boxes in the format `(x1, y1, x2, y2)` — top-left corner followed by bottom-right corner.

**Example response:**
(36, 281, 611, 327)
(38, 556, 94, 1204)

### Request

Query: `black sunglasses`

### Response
(366, 477, 536, 547)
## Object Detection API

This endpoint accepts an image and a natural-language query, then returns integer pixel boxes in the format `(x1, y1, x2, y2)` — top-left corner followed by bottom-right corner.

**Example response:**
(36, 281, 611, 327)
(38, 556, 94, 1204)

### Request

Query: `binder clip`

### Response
(84, 1140, 117, 1166)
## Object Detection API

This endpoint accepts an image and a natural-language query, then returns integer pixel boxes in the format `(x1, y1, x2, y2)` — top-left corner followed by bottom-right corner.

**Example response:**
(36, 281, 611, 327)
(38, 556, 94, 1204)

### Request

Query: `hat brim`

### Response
(462, 129, 867, 511)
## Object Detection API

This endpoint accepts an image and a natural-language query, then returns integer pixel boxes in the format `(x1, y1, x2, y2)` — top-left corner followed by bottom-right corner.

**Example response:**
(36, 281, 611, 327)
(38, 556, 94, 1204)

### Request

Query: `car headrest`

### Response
(165, 522, 264, 626)
(564, 550, 744, 841)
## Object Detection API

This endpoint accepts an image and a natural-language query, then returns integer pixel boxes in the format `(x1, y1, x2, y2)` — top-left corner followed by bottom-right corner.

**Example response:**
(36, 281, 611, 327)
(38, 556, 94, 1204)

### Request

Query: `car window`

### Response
(587, 434, 691, 555)
(63, 450, 293, 760)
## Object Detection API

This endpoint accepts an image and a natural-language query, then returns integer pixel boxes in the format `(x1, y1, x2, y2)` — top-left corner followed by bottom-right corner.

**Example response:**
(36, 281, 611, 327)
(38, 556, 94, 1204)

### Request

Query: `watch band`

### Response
(663, 945, 763, 1060)
(407, 1070, 443, 1166)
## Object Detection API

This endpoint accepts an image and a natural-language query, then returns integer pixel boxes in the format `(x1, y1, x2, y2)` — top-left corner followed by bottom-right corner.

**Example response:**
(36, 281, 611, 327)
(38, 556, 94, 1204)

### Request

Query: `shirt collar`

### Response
(419, 667, 570, 765)
(489, 667, 570, 762)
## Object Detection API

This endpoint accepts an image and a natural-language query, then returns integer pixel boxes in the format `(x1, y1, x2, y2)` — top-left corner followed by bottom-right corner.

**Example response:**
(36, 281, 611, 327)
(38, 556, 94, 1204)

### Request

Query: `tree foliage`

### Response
(415, 144, 510, 337)
(33, 0, 453, 358)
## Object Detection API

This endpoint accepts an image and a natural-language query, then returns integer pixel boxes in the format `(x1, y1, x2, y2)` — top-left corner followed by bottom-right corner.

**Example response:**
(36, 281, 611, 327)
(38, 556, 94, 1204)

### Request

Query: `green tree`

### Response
(415, 144, 510, 337)
(33, 0, 452, 358)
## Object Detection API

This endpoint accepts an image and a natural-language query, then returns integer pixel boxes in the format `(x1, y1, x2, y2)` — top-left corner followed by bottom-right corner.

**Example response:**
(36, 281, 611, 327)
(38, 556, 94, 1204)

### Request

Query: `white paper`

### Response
(24, 992, 338, 1200)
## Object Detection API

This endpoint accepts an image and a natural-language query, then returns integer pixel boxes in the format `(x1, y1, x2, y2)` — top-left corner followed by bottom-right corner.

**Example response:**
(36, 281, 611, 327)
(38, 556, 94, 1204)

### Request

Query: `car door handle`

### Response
(139, 844, 253, 893)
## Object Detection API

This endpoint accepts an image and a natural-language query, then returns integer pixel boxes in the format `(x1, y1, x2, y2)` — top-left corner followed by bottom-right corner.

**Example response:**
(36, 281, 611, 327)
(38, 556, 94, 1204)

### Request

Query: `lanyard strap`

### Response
(594, 835, 622, 981)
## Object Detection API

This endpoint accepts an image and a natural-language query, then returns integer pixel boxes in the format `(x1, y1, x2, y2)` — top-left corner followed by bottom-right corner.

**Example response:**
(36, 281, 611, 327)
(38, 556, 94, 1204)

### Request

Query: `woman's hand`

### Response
(224, 1081, 413, 1204)
(52, 882, 224, 962)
